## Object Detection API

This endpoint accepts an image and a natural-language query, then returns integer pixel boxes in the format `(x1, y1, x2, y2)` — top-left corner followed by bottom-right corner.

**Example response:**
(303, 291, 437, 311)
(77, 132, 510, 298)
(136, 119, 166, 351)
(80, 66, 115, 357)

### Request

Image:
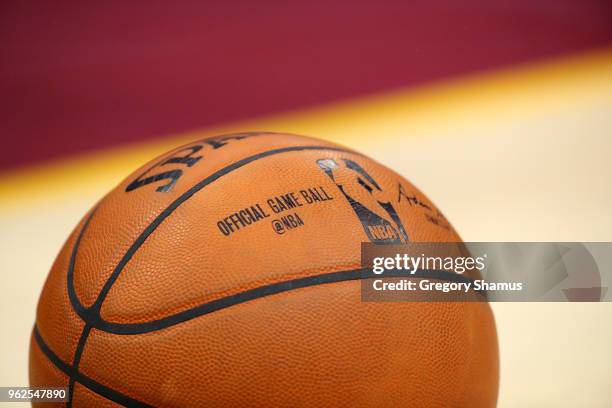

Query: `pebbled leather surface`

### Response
(30, 132, 499, 407)
(71, 383, 122, 408)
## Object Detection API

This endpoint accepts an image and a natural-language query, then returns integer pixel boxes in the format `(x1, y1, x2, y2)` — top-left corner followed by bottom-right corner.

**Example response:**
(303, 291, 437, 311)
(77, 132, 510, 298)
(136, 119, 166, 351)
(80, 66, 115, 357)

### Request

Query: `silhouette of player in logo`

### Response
(317, 158, 409, 243)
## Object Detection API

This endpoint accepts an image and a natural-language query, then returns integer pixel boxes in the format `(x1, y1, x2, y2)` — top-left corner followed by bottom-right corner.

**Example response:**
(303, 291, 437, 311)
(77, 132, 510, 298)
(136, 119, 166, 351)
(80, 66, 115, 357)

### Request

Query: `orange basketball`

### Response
(30, 132, 499, 407)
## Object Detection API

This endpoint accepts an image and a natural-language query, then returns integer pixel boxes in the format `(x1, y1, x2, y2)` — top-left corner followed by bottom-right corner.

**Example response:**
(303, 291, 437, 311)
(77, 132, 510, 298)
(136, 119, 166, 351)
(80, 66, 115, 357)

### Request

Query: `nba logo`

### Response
(317, 158, 409, 243)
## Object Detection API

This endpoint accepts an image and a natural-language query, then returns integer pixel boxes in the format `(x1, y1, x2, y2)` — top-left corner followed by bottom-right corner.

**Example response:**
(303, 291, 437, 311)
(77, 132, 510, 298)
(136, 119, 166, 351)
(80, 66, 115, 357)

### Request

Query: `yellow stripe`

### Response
(1, 47, 611, 211)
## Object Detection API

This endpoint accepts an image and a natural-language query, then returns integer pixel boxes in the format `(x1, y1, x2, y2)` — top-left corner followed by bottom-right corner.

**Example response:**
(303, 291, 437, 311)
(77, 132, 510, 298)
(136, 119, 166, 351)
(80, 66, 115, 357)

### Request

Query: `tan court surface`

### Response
(1, 50, 611, 407)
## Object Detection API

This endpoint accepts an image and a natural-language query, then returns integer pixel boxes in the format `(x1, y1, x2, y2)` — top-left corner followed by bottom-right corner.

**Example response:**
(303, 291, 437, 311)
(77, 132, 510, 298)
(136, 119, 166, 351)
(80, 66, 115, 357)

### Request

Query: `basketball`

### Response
(29, 132, 499, 407)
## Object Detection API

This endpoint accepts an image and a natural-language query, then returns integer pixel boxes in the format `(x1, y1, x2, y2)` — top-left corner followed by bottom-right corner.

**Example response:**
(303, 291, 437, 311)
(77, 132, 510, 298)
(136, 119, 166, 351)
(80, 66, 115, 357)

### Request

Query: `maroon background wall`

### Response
(1, 0, 611, 170)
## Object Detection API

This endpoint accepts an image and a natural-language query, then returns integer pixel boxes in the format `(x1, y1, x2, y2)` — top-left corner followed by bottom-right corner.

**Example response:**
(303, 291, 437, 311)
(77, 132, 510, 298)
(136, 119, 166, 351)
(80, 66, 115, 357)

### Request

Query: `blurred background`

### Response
(1, 1, 611, 406)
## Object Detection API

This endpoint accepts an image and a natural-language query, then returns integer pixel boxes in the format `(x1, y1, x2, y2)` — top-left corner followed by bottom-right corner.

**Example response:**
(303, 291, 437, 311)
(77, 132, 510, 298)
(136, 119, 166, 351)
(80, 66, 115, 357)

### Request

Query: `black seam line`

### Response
(66, 324, 91, 407)
(66, 209, 99, 408)
(67, 209, 96, 318)
(89, 268, 481, 335)
(33, 327, 152, 408)
(66, 145, 355, 320)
